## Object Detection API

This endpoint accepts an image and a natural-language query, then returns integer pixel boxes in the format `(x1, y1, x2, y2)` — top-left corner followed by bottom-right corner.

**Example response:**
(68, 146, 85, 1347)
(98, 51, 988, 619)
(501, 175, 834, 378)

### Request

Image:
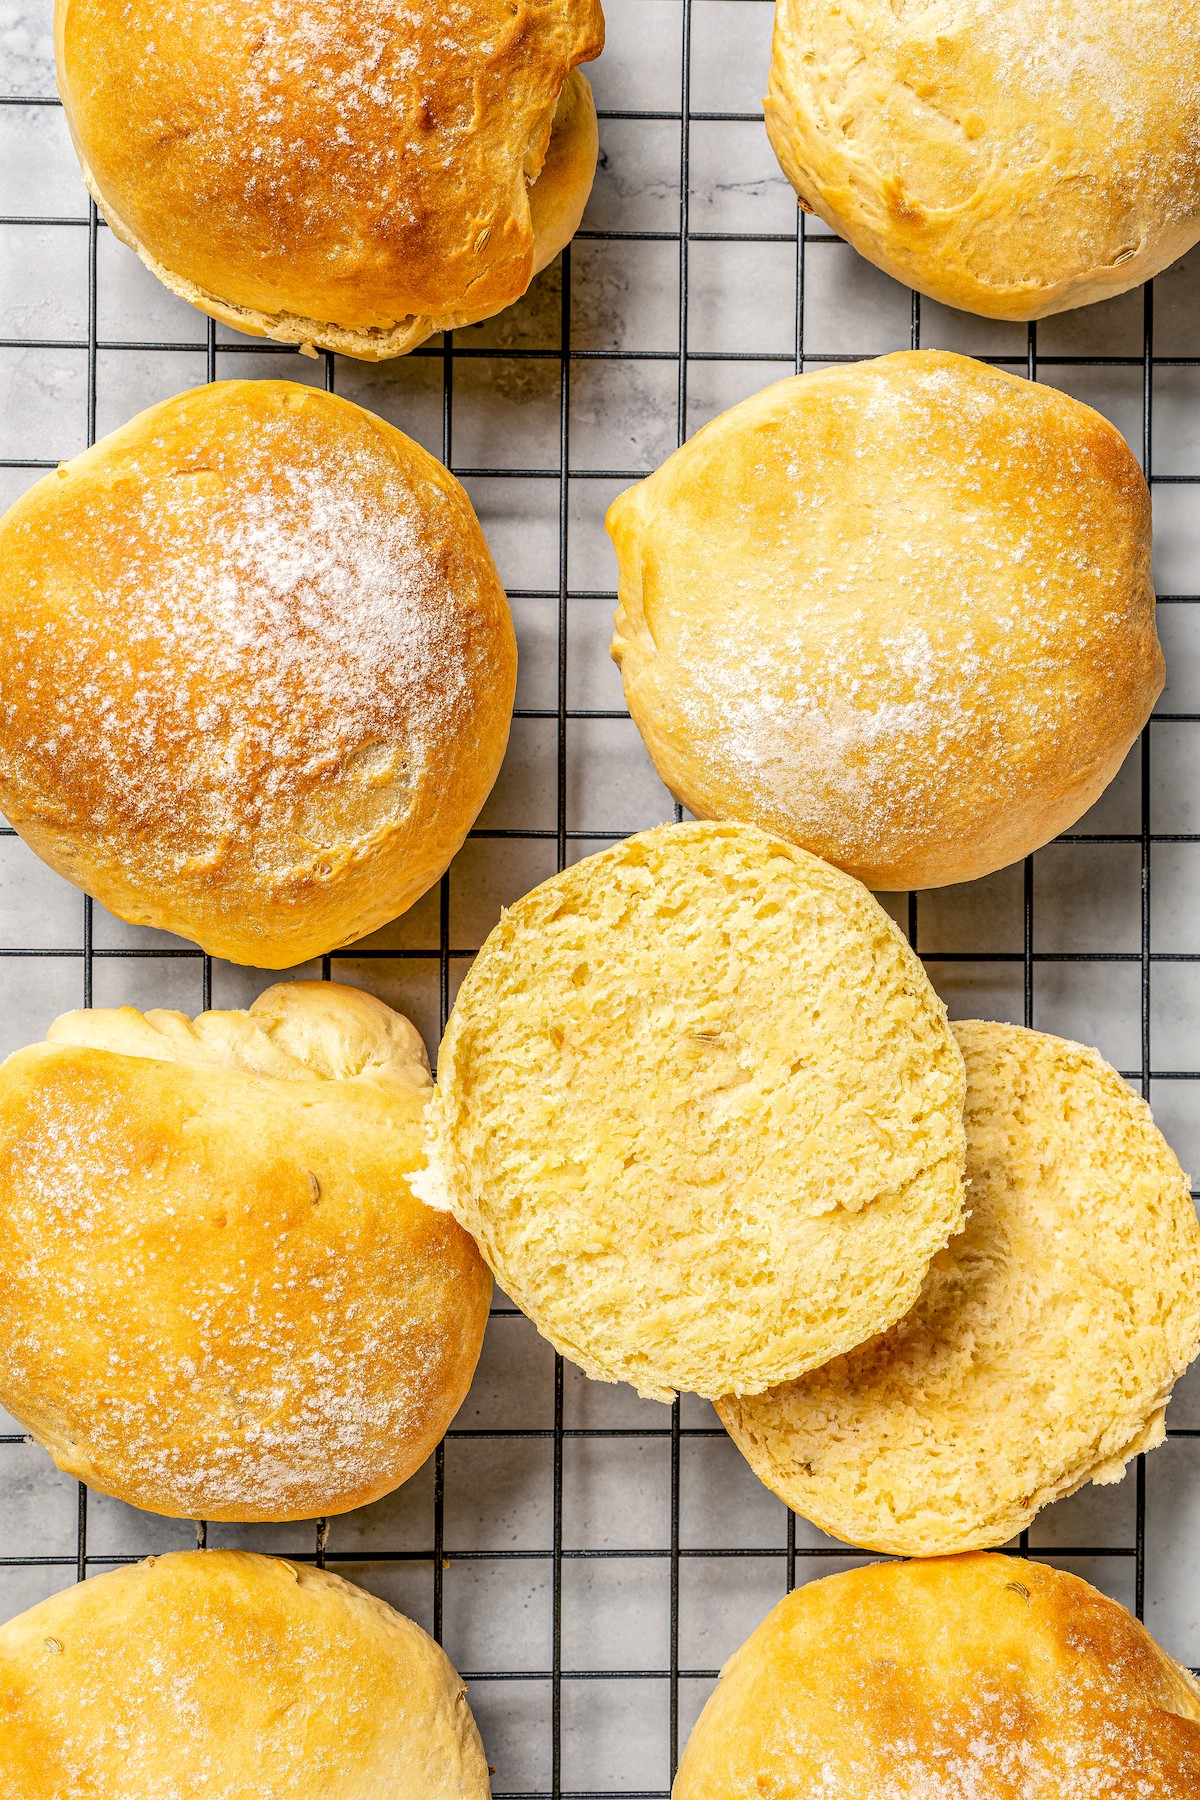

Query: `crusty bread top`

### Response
(0, 983, 492, 1523)
(767, 0, 1200, 319)
(719, 1020, 1200, 1557)
(0, 381, 516, 966)
(56, 0, 604, 345)
(673, 1554, 1200, 1799)
(0, 1551, 492, 1798)
(419, 820, 966, 1401)
(610, 351, 1160, 891)
(49, 980, 431, 1089)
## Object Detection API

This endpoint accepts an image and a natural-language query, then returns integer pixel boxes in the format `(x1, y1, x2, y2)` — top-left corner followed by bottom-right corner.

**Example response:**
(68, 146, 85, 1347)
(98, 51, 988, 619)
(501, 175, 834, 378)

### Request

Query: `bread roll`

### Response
(719, 1020, 1200, 1556)
(0, 1550, 491, 1797)
(766, 0, 1200, 320)
(609, 351, 1161, 892)
(415, 820, 966, 1402)
(673, 1554, 1200, 1799)
(0, 981, 491, 1522)
(0, 380, 516, 966)
(55, 0, 604, 356)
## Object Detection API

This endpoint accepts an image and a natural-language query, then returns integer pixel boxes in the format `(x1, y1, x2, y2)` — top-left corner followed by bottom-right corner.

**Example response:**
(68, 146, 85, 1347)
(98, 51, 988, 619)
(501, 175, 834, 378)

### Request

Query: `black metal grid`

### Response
(2, 1, 1200, 1792)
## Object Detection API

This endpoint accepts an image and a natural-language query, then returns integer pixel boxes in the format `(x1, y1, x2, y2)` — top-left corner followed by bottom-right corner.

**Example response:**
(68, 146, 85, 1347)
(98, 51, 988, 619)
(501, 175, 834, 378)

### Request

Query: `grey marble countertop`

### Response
(3, 1, 1200, 1790)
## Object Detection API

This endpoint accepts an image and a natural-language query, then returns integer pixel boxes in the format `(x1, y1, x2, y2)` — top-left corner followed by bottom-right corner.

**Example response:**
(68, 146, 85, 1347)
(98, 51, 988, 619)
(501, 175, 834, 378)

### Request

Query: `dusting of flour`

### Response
(619, 356, 1155, 882)
(0, 391, 497, 893)
(0, 1050, 479, 1522)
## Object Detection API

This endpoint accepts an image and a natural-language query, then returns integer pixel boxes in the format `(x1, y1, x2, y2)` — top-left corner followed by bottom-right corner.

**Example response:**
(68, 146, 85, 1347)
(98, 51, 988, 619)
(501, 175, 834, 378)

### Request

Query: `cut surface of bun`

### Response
(720, 1020, 1200, 1555)
(418, 820, 966, 1402)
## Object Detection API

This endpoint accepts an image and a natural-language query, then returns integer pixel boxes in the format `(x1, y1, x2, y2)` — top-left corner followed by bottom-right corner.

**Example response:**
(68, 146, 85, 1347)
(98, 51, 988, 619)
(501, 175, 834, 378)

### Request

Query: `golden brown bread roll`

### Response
(55, 0, 604, 356)
(766, 0, 1200, 320)
(0, 1551, 492, 1797)
(609, 351, 1161, 892)
(416, 820, 967, 1402)
(719, 1021, 1200, 1556)
(0, 380, 516, 967)
(673, 1554, 1200, 1799)
(0, 982, 491, 1522)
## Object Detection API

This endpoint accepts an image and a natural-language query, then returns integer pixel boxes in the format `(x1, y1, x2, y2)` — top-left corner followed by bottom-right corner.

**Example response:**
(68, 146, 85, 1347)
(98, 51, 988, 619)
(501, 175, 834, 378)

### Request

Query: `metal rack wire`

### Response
(2, 1, 1200, 1792)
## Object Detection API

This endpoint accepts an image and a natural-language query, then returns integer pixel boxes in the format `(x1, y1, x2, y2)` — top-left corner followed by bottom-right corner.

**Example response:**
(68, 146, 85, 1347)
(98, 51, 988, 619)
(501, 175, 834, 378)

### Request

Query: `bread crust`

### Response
(0, 380, 517, 966)
(767, 0, 1200, 320)
(55, 0, 604, 356)
(673, 1554, 1200, 1798)
(719, 1020, 1200, 1555)
(0, 983, 492, 1522)
(0, 1551, 492, 1797)
(609, 351, 1161, 892)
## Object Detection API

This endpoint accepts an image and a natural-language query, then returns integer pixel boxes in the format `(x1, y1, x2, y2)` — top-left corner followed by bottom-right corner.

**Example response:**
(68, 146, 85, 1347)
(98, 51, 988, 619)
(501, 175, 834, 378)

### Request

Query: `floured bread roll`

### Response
(720, 1020, 1200, 1556)
(0, 982, 491, 1522)
(0, 381, 516, 966)
(767, 0, 1200, 320)
(416, 820, 966, 1402)
(0, 1551, 492, 1798)
(56, 0, 604, 356)
(674, 1555, 1200, 1799)
(609, 351, 1161, 891)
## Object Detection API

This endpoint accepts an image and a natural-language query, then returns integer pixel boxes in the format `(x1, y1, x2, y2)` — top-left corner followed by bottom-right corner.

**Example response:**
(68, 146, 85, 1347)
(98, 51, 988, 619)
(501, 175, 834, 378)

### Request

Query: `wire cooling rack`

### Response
(4, 2, 1200, 1792)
